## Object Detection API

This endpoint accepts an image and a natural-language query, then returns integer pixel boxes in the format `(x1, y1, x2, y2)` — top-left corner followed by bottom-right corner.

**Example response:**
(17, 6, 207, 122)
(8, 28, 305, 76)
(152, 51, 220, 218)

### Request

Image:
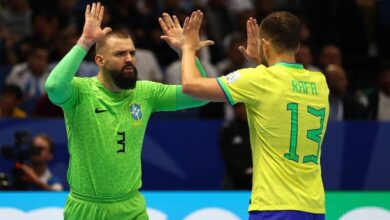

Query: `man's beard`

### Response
(108, 63, 138, 90)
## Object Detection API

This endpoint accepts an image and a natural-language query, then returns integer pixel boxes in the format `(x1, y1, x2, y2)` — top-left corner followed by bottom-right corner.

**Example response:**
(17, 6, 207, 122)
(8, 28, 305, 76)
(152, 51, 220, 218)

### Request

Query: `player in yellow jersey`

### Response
(161, 10, 329, 220)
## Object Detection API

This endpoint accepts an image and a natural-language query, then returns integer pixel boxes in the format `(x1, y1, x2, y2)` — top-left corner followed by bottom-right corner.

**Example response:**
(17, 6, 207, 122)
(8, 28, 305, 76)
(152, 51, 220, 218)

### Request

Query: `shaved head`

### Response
(95, 31, 131, 54)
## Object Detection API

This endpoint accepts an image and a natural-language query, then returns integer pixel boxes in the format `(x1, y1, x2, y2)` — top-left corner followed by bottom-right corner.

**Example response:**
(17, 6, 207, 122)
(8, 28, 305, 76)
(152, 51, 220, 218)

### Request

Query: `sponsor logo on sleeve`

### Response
(225, 71, 241, 84)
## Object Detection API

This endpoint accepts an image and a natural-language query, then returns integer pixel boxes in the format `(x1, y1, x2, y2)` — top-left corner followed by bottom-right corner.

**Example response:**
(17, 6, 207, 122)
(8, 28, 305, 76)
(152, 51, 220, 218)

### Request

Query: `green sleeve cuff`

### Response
(175, 85, 208, 110)
(217, 77, 235, 105)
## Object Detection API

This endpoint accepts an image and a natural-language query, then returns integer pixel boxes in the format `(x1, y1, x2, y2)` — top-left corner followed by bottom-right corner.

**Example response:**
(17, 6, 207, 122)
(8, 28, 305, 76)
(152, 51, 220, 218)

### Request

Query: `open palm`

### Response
(159, 12, 213, 55)
(81, 2, 111, 43)
(238, 17, 261, 65)
(159, 13, 187, 54)
(182, 11, 214, 51)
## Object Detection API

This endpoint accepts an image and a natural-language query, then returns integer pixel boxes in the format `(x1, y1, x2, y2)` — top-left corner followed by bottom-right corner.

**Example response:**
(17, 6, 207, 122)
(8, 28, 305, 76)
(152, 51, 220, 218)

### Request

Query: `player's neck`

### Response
(268, 54, 296, 66)
(97, 72, 122, 93)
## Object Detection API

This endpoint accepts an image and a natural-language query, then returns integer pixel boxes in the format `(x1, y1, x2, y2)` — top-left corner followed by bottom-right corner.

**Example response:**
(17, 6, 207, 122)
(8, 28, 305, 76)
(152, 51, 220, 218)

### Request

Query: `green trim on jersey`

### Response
(216, 64, 329, 214)
(217, 77, 235, 105)
(274, 62, 304, 69)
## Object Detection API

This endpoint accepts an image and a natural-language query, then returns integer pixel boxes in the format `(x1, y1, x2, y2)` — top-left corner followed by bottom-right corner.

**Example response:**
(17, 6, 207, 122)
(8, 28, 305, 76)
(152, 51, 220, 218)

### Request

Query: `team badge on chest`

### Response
(129, 103, 142, 120)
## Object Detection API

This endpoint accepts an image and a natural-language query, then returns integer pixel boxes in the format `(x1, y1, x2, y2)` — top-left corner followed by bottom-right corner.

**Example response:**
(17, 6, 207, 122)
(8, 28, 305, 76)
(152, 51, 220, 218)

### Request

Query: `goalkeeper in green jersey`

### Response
(44, 3, 213, 220)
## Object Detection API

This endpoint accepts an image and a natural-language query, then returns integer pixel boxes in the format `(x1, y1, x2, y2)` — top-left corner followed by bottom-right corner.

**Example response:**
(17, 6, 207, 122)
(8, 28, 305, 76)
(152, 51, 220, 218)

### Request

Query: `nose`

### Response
(124, 52, 134, 63)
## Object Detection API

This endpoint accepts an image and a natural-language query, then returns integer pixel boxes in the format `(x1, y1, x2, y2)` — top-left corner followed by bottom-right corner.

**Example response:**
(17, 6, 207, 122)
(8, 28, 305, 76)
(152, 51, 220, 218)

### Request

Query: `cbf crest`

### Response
(129, 103, 142, 121)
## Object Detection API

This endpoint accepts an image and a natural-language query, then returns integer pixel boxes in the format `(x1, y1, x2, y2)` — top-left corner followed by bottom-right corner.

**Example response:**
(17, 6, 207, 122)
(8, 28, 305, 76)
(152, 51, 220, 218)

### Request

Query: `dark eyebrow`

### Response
(113, 49, 136, 55)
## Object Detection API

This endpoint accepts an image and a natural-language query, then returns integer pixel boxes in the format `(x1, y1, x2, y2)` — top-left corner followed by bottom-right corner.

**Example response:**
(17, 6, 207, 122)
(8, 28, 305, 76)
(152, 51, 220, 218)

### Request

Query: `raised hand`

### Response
(161, 10, 213, 53)
(78, 2, 112, 50)
(238, 17, 261, 65)
(182, 10, 214, 51)
(159, 13, 189, 56)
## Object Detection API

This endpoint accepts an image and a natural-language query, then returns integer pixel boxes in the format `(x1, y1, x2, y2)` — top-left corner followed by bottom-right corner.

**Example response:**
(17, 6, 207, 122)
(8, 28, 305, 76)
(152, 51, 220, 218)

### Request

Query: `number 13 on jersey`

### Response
(284, 103, 326, 164)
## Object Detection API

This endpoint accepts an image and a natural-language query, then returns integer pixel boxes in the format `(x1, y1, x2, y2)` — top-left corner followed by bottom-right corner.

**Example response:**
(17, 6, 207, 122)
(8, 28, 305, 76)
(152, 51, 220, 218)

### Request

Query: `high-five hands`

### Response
(182, 10, 214, 51)
(238, 18, 262, 65)
(159, 10, 214, 54)
(159, 13, 189, 56)
(77, 2, 112, 50)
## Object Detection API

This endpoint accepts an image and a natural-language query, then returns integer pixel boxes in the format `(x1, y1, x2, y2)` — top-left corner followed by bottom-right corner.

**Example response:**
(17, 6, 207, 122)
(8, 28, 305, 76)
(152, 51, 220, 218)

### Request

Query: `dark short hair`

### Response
(2, 85, 23, 100)
(260, 11, 301, 52)
(95, 31, 132, 54)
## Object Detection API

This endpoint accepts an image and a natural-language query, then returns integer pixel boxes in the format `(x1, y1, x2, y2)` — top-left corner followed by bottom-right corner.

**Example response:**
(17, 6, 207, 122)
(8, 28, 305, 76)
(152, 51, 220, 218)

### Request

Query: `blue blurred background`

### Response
(1, 119, 389, 191)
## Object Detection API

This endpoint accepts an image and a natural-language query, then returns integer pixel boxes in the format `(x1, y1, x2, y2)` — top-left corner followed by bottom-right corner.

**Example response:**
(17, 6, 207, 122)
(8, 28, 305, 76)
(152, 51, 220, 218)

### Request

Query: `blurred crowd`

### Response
(0, 0, 389, 121)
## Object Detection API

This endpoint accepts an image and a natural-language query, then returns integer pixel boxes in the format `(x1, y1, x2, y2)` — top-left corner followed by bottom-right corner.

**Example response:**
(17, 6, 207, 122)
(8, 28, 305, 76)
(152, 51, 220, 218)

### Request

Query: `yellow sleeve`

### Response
(217, 66, 266, 105)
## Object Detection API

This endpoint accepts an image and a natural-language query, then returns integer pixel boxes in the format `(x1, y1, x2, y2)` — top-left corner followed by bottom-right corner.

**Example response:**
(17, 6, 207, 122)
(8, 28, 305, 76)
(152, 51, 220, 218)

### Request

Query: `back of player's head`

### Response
(95, 30, 132, 54)
(260, 11, 301, 53)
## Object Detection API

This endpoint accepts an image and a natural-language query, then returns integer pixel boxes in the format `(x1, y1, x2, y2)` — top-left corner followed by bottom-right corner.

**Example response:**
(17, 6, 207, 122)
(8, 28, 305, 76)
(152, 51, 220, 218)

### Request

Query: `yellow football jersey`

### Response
(217, 62, 329, 214)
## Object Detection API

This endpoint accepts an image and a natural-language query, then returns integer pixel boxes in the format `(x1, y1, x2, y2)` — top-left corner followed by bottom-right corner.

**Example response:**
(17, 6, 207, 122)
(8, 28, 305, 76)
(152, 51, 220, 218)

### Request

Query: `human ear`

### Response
(95, 55, 104, 67)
